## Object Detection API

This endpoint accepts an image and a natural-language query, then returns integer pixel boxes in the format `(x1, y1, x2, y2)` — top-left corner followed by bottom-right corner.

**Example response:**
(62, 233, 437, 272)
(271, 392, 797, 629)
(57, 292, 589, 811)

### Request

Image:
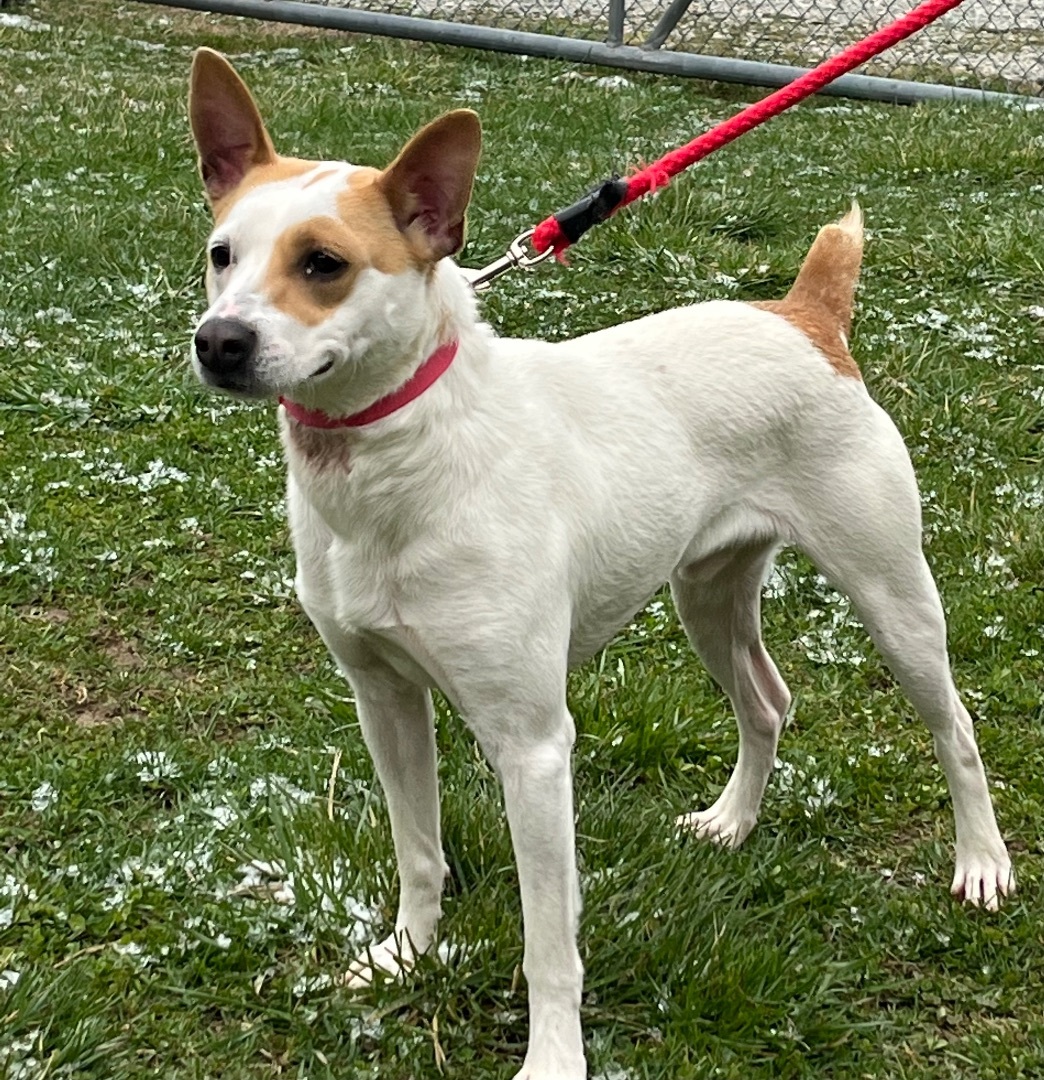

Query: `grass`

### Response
(1, 0, 1044, 1076)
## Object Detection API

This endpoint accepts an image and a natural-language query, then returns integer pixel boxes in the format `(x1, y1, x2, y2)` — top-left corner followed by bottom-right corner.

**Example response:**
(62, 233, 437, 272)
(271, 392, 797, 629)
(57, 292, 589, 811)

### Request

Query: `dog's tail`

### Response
(752, 203, 864, 378)
(783, 202, 864, 338)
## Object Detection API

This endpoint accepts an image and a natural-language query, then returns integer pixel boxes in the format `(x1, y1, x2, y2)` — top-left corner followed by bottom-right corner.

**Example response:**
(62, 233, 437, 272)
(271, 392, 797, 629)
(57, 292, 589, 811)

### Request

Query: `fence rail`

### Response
(137, 0, 1042, 101)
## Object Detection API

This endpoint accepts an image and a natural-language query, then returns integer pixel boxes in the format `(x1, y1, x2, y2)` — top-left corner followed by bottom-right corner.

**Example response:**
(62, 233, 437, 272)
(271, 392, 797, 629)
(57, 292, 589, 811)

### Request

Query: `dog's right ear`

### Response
(189, 48, 276, 204)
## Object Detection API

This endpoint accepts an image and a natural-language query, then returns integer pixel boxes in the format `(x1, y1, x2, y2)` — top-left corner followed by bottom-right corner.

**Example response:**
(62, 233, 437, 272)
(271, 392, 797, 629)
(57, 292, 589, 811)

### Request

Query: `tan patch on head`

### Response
(338, 169, 431, 268)
(262, 168, 425, 327)
(302, 167, 340, 189)
(752, 299, 862, 380)
(211, 156, 319, 223)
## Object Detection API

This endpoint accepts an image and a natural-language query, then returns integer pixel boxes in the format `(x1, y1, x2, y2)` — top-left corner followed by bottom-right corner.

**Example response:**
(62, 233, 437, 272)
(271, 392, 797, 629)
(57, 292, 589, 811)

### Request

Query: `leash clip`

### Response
(463, 229, 555, 293)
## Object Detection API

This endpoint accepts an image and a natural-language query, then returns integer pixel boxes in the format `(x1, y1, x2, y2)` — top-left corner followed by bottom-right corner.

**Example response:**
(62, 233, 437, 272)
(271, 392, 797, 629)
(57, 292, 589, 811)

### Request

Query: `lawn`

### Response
(1, 1, 1043, 1076)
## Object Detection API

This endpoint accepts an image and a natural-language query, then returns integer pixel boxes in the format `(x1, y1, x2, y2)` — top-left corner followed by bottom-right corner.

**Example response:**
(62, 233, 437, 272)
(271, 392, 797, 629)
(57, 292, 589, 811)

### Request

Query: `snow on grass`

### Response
(132, 750, 182, 783)
(0, 876, 36, 930)
(0, 13, 50, 30)
(30, 781, 58, 812)
(0, 506, 56, 584)
(0, 1030, 42, 1080)
(773, 756, 840, 815)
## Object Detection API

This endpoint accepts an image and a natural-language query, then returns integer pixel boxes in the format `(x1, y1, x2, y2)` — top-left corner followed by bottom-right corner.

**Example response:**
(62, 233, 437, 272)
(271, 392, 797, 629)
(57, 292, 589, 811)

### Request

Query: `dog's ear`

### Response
(189, 48, 276, 203)
(379, 110, 482, 261)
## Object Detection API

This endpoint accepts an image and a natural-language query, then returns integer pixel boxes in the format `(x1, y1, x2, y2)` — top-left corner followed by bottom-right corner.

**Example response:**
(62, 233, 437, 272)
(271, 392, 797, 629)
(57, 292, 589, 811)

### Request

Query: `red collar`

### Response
(279, 340, 458, 429)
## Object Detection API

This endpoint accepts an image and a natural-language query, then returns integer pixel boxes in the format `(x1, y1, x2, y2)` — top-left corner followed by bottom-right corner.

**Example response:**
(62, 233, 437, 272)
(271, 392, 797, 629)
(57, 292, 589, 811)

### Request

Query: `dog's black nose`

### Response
(194, 318, 258, 375)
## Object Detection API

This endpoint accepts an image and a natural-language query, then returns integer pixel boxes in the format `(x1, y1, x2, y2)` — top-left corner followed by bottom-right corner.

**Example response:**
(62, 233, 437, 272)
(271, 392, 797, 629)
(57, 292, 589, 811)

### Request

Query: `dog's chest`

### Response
(287, 454, 452, 669)
(294, 525, 446, 685)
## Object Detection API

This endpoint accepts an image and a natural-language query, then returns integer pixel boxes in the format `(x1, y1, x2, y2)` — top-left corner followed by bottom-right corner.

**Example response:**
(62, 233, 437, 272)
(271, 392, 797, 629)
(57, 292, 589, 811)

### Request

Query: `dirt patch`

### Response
(14, 605, 73, 625)
(51, 670, 128, 729)
(93, 629, 147, 671)
(75, 701, 128, 729)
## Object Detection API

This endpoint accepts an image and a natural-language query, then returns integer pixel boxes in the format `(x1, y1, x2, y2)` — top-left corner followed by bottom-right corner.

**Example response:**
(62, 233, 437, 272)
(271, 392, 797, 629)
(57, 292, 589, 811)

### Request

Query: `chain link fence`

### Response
(307, 0, 1043, 95)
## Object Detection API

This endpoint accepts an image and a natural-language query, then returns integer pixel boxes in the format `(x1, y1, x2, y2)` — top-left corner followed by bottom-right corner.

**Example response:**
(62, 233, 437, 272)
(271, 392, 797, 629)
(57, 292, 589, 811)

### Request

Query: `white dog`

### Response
(187, 48, 1013, 1079)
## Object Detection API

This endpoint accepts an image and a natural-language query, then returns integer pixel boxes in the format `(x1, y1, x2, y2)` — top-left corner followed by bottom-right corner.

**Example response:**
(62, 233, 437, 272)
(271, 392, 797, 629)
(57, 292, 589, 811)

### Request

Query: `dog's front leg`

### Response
(471, 695, 586, 1080)
(327, 649, 447, 986)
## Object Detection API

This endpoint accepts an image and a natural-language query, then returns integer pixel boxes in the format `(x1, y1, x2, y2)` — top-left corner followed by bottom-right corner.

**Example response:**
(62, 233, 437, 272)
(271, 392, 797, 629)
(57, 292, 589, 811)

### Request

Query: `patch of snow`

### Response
(30, 781, 57, 812)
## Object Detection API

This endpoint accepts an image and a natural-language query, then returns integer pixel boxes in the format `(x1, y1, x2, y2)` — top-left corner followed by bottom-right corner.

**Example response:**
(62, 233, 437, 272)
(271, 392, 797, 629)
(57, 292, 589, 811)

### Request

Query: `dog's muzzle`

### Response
(194, 317, 258, 381)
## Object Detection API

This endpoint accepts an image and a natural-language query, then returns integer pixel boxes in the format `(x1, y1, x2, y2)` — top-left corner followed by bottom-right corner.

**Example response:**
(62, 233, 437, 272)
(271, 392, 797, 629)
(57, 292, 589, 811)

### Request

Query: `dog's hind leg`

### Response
(793, 435, 1014, 909)
(673, 541, 791, 848)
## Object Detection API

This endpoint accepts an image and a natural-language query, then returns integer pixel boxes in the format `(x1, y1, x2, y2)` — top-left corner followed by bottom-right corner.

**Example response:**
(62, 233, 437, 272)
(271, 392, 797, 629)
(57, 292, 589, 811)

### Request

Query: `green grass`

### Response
(2, 1, 1044, 1076)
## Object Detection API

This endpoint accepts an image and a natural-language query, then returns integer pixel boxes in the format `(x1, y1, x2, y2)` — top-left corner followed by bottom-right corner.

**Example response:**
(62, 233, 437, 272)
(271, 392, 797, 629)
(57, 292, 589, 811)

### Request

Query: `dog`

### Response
(186, 48, 1013, 1079)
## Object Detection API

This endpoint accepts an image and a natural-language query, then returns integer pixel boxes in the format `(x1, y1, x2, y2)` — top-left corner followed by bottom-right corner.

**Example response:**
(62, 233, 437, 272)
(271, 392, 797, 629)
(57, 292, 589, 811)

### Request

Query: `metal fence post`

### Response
(129, 0, 1035, 102)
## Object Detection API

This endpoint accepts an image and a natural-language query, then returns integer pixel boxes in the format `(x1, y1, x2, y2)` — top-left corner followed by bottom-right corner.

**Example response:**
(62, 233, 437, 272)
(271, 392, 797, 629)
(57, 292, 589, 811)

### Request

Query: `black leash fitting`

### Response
(463, 176, 628, 292)
(552, 177, 629, 244)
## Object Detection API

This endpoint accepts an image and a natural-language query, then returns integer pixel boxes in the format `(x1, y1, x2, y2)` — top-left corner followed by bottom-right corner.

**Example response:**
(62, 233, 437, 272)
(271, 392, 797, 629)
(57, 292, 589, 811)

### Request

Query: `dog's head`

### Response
(187, 48, 481, 404)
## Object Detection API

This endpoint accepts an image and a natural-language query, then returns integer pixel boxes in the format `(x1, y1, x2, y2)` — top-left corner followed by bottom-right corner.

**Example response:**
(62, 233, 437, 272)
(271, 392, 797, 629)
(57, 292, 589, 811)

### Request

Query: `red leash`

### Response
(530, 0, 968, 259)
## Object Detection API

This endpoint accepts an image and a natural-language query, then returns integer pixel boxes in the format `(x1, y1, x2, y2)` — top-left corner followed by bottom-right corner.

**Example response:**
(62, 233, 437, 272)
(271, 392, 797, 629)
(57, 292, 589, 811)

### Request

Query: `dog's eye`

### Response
(210, 244, 231, 271)
(303, 250, 348, 279)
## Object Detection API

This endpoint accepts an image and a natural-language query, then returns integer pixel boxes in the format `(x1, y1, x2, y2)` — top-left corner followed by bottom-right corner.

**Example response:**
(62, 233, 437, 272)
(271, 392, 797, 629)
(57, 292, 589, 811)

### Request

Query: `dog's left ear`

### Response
(379, 110, 482, 261)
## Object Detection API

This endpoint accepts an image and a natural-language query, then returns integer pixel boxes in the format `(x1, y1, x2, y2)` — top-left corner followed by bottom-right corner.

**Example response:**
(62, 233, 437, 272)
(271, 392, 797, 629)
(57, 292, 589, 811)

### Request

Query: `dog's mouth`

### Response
(198, 368, 268, 400)
(308, 358, 335, 380)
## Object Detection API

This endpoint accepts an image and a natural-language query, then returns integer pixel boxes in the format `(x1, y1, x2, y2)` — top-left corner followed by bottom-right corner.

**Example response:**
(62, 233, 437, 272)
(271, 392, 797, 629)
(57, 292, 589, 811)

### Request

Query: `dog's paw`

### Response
(951, 848, 1015, 912)
(342, 932, 417, 990)
(512, 1053, 587, 1080)
(676, 799, 756, 849)
(512, 1068, 586, 1080)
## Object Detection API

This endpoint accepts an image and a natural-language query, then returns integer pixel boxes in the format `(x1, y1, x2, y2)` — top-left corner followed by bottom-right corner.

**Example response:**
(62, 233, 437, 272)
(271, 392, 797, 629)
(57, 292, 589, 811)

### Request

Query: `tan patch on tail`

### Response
(752, 203, 864, 380)
(752, 299, 861, 379)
